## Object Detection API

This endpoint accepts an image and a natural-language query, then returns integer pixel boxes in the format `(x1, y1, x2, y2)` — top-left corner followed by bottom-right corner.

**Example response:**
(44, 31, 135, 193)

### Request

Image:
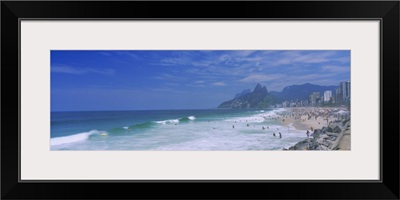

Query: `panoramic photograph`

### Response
(51, 50, 351, 150)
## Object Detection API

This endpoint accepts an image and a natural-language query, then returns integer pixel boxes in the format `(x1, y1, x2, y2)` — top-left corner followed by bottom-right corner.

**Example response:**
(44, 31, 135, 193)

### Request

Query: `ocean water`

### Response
(51, 109, 308, 150)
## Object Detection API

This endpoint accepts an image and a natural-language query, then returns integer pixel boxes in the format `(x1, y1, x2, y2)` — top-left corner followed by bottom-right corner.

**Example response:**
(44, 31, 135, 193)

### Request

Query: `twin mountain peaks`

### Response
(217, 83, 336, 109)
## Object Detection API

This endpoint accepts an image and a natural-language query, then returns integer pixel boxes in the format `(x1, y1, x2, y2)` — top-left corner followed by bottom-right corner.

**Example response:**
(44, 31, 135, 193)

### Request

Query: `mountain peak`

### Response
(254, 83, 262, 91)
(253, 83, 268, 94)
(218, 83, 275, 109)
(262, 86, 268, 93)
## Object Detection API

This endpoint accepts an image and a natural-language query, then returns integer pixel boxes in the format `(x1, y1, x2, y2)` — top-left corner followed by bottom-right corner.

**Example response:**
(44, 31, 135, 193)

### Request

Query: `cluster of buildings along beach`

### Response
(276, 81, 351, 108)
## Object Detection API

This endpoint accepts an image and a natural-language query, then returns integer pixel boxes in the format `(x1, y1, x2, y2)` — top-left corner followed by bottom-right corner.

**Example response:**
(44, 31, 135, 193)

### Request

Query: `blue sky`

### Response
(51, 50, 350, 111)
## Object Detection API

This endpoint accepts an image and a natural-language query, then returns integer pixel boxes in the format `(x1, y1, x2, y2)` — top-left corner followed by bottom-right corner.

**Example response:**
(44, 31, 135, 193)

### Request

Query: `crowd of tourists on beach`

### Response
(206, 107, 350, 142)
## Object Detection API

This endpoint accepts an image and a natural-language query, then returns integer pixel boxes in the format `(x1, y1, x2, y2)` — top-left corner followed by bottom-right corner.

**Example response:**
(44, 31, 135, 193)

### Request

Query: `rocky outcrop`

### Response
(218, 83, 277, 109)
(287, 120, 350, 150)
(332, 126, 342, 133)
(288, 138, 320, 150)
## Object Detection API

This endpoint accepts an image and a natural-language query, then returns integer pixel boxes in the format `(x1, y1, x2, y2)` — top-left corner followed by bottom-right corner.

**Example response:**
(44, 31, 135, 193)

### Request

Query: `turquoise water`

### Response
(51, 109, 307, 150)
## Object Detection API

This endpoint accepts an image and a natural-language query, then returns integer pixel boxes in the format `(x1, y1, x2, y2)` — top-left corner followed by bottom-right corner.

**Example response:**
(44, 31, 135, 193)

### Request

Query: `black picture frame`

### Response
(1, 1, 399, 199)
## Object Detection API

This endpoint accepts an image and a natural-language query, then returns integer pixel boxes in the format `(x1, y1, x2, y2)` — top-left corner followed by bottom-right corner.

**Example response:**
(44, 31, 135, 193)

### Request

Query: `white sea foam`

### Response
(155, 119, 180, 125)
(224, 113, 267, 123)
(50, 130, 100, 146)
(51, 109, 307, 150)
(152, 122, 305, 151)
(265, 108, 287, 116)
(123, 126, 129, 129)
(188, 116, 196, 120)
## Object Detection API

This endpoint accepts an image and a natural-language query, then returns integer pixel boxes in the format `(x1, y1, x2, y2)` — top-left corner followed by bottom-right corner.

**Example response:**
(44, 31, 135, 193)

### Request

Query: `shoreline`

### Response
(51, 107, 350, 150)
(277, 107, 343, 131)
(271, 107, 351, 150)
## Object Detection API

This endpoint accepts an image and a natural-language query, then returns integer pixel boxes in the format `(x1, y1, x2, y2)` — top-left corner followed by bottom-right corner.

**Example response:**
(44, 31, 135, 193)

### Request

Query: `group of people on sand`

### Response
(218, 108, 345, 140)
(271, 109, 347, 136)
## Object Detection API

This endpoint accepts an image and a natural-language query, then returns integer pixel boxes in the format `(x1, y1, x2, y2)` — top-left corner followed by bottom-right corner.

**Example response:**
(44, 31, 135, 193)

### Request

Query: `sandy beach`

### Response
(277, 107, 348, 131)
(269, 107, 351, 150)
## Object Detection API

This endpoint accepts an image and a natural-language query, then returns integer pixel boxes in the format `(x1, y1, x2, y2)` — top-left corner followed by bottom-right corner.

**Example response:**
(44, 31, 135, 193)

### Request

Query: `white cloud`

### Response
(213, 82, 226, 86)
(269, 51, 340, 66)
(240, 74, 285, 82)
(152, 87, 185, 94)
(99, 52, 111, 56)
(236, 56, 265, 63)
(145, 51, 349, 92)
(337, 56, 350, 63)
(153, 73, 177, 80)
(187, 84, 206, 88)
(233, 50, 256, 57)
(293, 51, 335, 63)
(51, 65, 114, 75)
(116, 52, 140, 59)
(218, 54, 232, 62)
(158, 56, 193, 66)
(165, 82, 179, 86)
(52, 66, 84, 74)
(321, 65, 350, 73)
(295, 73, 336, 80)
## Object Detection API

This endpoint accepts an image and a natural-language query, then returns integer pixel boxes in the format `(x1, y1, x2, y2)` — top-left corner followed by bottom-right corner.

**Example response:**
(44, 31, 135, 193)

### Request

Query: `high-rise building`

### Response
(340, 81, 351, 102)
(324, 91, 332, 102)
(282, 101, 289, 107)
(308, 92, 320, 106)
(335, 87, 342, 103)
